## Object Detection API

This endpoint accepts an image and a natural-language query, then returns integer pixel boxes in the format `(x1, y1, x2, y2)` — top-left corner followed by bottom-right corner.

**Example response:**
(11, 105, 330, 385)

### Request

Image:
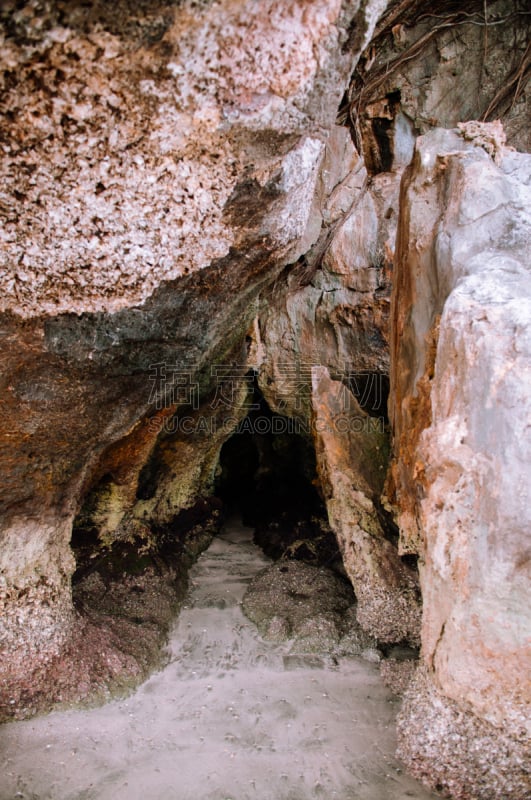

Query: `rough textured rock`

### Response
(257, 125, 399, 422)
(390, 126, 531, 797)
(242, 558, 384, 663)
(242, 559, 355, 645)
(0, 0, 389, 718)
(1, 497, 222, 720)
(397, 667, 531, 800)
(1, 5, 530, 800)
(379, 657, 416, 696)
(0, 0, 365, 315)
(253, 122, 415, 643)
(311, 366, 421, 644)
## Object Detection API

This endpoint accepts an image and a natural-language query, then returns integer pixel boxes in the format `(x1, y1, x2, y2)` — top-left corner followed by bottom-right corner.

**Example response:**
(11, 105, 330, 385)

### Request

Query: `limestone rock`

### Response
(1, 9, 529, 800)
(397, 667, 531, 800)
(311, 366, 421, 644)
(0, 0, 359, 316)
(390, 127, 531, 795)
(258, 136, 400, 422)
(379, 659, 416, 696)
(0, 0, 388, 717)
(322, 190, 380, 291)
(242, 559, 354, 650)
(347, 0, 530, 165)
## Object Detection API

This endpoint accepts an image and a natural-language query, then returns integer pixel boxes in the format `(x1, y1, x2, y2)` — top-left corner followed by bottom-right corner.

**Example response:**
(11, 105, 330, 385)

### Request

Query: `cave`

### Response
(0, 1, 530, 799)
(215, 391, 342, 566)
(215, 392, 322, 518)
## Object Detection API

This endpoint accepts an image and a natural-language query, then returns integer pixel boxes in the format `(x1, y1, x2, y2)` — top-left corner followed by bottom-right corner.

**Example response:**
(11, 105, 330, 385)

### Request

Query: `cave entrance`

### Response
(215, 391, 337, 564)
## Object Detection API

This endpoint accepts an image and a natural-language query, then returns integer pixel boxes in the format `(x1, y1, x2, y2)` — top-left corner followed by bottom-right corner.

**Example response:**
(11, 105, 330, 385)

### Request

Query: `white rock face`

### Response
(0, 515, 75, 681)
(420, 264, 531, 738)
(322, 190, 380, 290)
(265, 136, 325, 251)
(391, 125, 531, 798)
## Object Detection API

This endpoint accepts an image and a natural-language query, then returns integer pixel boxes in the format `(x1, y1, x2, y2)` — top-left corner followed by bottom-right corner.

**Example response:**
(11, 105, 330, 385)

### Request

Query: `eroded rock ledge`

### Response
(1, 2, 530, 799)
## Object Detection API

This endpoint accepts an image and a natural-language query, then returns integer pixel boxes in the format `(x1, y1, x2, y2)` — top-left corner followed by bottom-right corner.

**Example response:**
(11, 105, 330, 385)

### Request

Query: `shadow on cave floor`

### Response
(0, 514, 440, 800)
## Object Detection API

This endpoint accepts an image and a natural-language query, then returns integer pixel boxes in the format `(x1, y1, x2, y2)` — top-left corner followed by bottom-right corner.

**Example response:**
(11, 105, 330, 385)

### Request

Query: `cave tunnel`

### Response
(215, 389, 338, 565)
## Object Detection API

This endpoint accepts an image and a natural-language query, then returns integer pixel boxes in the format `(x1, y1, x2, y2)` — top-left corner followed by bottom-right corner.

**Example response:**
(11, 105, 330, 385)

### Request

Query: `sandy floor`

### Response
(0, 520, 440, 800)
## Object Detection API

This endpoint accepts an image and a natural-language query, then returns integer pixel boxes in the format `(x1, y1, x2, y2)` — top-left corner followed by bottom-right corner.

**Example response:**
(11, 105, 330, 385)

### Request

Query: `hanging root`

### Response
(338, 0, 531, 142)
(481, 40, 531, 120)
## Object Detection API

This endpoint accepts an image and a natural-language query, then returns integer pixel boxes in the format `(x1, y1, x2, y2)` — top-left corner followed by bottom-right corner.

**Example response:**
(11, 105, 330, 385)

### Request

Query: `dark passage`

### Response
(215, 392, 337, 565)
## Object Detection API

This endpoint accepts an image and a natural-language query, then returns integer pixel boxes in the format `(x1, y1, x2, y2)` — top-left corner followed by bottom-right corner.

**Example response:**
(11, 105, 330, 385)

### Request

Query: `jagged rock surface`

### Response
(0, 4, 530, 800)
(344, 0, 530, 172)
(257, 125, 398, 422)
(0, 0, 389, 718)
(390, 126, 531, 799)
(311, 366, 421, 644)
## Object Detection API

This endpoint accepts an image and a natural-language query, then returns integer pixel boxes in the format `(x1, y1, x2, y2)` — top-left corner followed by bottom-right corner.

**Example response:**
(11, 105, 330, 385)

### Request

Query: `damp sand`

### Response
(0, 520, 440, 800)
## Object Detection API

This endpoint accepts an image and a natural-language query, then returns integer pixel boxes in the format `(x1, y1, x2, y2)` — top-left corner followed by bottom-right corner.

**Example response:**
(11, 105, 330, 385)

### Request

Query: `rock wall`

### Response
(1, 2, 530, 799)
(343, 0, 530, 167)
(249, 119, 424, 644)
(311, 366, 421, 644)
(390, 126, 531, 798)
(0, 0, 390, 717)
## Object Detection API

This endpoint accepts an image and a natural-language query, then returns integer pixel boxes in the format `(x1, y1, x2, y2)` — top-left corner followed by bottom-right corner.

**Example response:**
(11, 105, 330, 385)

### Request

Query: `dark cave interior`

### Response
(215, 393, 338, 565)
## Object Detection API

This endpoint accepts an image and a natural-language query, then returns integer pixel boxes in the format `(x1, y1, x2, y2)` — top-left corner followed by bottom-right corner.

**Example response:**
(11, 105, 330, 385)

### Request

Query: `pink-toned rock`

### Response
(0, 0, 389, 718)
(390, 125, 531, 798)
(311, 366, 421, 644)
(0, 0, 354, 317)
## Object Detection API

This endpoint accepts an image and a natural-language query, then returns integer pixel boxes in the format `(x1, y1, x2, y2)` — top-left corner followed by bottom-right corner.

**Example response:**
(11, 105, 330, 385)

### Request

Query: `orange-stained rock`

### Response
(0, 0, 388, 717)
(311, 366, 421, 644)
(391, 125, 531, 798)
